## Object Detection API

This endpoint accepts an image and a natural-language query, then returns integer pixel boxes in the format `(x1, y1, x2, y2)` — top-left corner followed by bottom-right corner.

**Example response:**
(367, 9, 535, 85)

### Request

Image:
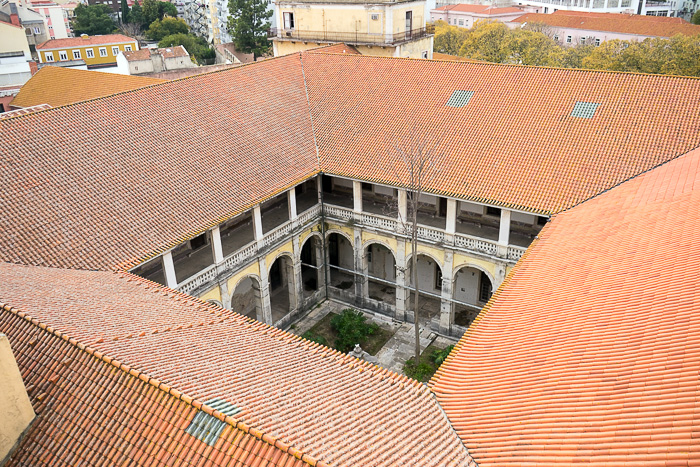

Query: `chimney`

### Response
(10, 13, 20, 26)
(0, 334, 35, 464)
(28, 61, 38, 75)
(81, 33, 89, 39)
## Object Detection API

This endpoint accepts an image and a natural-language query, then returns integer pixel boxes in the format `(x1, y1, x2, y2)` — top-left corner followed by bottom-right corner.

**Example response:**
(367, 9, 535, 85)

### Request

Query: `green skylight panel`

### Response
(446, 90, 475, 108)
(185, 398, 241, 446)
(571, 101, 600, 119)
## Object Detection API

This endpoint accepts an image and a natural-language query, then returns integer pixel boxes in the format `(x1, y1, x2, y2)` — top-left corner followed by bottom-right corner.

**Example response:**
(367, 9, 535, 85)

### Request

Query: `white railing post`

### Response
(162, 251, 178, 289)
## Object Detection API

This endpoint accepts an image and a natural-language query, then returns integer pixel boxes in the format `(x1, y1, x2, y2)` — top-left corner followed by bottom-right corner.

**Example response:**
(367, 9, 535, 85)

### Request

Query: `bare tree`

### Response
(391, 136, 440, 363)
(120, 22, 145, 44)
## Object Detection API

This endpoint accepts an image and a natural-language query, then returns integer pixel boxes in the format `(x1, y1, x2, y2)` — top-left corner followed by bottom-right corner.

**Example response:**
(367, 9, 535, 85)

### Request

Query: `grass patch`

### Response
(301, 309, 395, 356)
(403, 344, 455, 382)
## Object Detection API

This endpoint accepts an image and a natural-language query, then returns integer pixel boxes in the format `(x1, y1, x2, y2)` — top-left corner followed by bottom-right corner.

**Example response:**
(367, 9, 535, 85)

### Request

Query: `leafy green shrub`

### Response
(302, 331, 328, 347)
(330, 308, 379, 352)
(403, 358, 435, 382)
(431, 345, 455, 366)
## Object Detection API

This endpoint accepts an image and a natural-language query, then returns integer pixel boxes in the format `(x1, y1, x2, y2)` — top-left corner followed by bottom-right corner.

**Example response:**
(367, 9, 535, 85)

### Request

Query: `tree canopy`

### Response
(71, 4, 117, 36)
(227, 0, 271, 58)
(159, 33, 215, 63)
(434, 20, 700, 77)
(146, 17, 189, 41)
(691, 9, 700, 25)
(139, 0, 178, 27)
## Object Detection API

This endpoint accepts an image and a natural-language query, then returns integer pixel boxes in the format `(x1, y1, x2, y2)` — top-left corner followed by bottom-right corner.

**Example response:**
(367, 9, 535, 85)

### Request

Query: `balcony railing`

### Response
(324, 205, 527, 261)
(175, 202, 528, 295)
(177, 204, 322, 295)
(268, 26, 434, 46)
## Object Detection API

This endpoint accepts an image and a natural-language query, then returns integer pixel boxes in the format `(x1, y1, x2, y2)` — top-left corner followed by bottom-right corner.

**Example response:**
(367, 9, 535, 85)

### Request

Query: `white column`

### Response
(394, 238, 407, 321)
(258, 256, 273, 324)
(211, 226, 224, 263)
(446, 199, 457, 235)
(439, 250, 455, 336)
(253, 205, 264, 242)
(353, 226, 364, 306)
(498, 209, 511, 245)
(398, 189, 407, 223)
(353, 180, 362, 213)
(162, 251, 178, 289)
(288, 189, 298, 220)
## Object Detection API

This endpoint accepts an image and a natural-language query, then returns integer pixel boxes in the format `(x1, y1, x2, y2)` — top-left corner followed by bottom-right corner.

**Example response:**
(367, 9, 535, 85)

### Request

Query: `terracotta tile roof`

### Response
(2, 53, 700, 272)
(434, 4, 523, 15)
(36, 33, 137, 50)
(10, 66, 165, 108)
(432, 52, 478, 62)
(0, 302, 314, 467)
(430, 146, 700, 466)
(0, 54, 319, 271)
(123, 45, 190, 62)
(511, 11, 700, 37)
(302, 53, 700, 214)
(0, 262, 475, 466)
(0, 103, 51, 119)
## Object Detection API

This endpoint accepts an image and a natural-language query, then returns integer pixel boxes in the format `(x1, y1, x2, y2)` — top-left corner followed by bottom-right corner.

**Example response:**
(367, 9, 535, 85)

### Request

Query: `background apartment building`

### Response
(270, 0, 434, 58)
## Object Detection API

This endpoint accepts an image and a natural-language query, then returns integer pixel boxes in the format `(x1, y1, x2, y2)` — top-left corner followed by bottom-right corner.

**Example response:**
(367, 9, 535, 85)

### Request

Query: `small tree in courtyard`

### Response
(391, 135, 440, 362)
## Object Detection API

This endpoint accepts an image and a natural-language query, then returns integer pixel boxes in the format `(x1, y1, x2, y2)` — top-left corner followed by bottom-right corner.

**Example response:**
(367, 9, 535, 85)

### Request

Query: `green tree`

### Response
(130, 1, 145, 27)
(227, 0, 272, 59)
(141, 0, 178, 27)
(433, 20, 469, 55)
(147, 17, 189, 41)
(505, 28, 563, 66)
(71, 4, 117, 36)
(121, 0, 130, 23)
(691, 9, 700, 25)
(459, 21, 512, 63)
(159, 33, 215, 63)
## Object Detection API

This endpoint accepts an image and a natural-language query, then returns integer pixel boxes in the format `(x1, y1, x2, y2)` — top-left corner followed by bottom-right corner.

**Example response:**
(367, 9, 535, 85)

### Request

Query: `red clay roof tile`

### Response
(430, 146, 700, 466)
(0, 263, 475, 466)
(36, 34, 137, 50)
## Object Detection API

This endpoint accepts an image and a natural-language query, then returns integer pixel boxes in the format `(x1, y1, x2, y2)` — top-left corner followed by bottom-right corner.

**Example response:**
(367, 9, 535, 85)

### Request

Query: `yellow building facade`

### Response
(37, 34, 138, 69)
(271, 0, 434, 58)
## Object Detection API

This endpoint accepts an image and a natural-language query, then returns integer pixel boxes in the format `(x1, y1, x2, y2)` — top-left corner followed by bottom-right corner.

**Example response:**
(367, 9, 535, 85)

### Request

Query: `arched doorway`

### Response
(327, 232, 354, 291)
(300, 235, 323, 298)
(230, 276, 263, 321)
(269, 255, 296, 324)
(407, 253, 443, 326)
(453, 265, 493, 327)
(364, 243, 396, 305)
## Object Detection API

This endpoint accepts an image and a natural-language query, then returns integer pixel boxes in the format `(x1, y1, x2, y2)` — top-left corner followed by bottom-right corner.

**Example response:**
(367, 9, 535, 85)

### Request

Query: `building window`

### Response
(553, 34, 559, 41)
(45, 51, 54, 62)
(421, 50, 428, 59)
(435, 264, 443, 290)
(99, 47, 107, 57)
(458, 19, 464, 25)
(73, 50, 81, 59)
(486, 206, 501, 217)
(371, 13, 379, 20)
(33, 26, 41, 34)
(479, 272, 492, 302)
(595, 38, 601, 46)
(283, 12, 294, 29)
(124, 45, 132, 51)
(566, 35, 572, 43)
(59, 50, 68, 60)
(112, 46, 120, 55)
(580, 37, 586, 45)
(86, 48, 94, 58)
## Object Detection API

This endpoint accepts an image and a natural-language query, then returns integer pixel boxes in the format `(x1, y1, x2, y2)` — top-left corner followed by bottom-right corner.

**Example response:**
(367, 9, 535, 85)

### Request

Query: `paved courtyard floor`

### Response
(288, 300, 458, 376)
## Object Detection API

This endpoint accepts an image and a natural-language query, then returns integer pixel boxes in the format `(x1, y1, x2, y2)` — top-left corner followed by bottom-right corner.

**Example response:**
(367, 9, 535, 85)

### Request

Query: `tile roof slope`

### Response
(429, 146, 700, 466)
(302, 53, 700, 213)
(0, 54, 319, 271)
(36, 33, 136, 49)
(435, 4, 523, 14)
(0, 262, 475, 467)
(10, 66, 166, 108)
(511, 11, 700, 37)
(0, 304, 314, 467)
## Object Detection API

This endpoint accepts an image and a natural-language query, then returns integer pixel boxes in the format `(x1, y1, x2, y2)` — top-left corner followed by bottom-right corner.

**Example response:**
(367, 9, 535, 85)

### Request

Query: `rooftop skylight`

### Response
(446, 90, 474, 108)
(571, 101, 600, 119)
(185, 398, 241, 446)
